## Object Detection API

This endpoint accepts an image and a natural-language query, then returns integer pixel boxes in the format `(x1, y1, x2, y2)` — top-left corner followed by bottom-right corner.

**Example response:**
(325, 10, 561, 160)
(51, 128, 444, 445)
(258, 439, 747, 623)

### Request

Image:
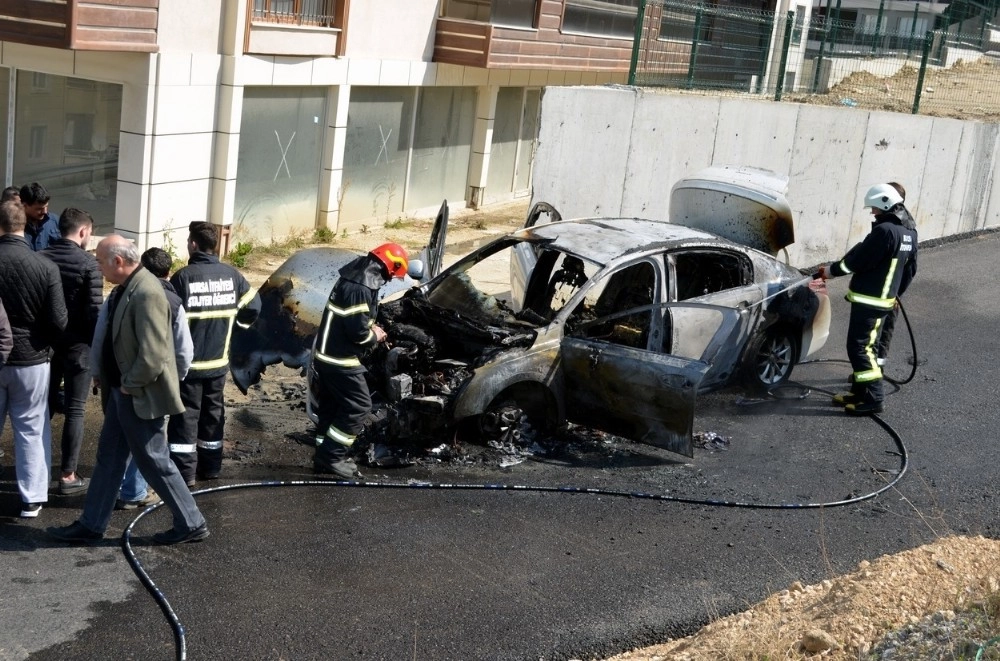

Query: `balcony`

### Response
(434, 0, 636, 71)
(245, 0, 346, 57)
(0, 0, 158, 52)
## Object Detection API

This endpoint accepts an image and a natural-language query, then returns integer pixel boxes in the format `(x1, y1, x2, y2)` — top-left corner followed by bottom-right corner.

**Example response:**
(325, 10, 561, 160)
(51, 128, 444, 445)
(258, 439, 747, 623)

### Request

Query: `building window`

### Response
(491, 0, 537, 28)
(563, 0, 639, 39)
(14, 73, 122, 234)
(252, 0, 337, 27)
(31, 72, 49, 92)
(29, 126, 46, 160)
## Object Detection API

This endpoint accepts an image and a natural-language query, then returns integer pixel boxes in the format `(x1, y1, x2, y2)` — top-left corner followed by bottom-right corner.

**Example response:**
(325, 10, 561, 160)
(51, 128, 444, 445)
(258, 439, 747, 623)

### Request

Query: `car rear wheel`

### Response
(746, 326, 797, 392)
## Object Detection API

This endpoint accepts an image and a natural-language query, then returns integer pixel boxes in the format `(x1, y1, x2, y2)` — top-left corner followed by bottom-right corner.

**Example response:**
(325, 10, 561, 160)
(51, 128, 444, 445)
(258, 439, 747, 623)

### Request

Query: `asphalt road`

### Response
(1, 230, 998, 661)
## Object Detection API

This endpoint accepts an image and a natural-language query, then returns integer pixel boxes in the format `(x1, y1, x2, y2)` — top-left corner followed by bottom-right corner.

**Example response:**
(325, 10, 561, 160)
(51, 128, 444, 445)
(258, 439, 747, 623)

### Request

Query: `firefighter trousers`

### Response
(846, 304, 887, 404)
(168, 374, 227, 483)
(310, 362, 371, 469)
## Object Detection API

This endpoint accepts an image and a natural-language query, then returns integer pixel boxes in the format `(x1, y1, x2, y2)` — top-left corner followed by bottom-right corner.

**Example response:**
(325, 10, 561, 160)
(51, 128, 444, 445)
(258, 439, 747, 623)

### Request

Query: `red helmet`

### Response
(369, 242, 409, 279)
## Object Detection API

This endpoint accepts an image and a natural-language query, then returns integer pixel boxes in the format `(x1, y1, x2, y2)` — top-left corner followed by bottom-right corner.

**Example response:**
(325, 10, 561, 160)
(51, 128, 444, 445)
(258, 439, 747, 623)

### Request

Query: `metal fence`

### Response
(628, 0, 1000, 119)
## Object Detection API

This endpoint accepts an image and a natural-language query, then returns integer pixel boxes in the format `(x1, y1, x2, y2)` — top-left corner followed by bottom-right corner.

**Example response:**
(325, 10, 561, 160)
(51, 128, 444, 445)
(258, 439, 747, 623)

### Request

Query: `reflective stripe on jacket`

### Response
(831, 209, 917, 310)
(171, 252, 261, 378)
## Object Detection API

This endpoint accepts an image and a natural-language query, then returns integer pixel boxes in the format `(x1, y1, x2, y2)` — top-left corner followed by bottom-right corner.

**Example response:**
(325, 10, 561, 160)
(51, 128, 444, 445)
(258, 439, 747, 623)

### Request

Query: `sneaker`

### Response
(845, 401, 884, 416)
(831, 392, 858, 407)
(116, 490, 161, 511)
(47, 520, 104, 543)
(313, 459, 361, 480)
(58, 475, 89, 496)
(152, 524, 210, 545)
(20, 502, 42, 518)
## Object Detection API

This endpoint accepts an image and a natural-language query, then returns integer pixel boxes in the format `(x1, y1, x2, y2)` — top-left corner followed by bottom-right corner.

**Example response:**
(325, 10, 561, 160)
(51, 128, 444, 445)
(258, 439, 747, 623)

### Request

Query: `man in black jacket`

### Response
(42, 208, 103, 496)
(818, 184, 918, 415)
(0, 200, 68, 517)
(168, 222, 260, 485)
(311, 243, 408, 479)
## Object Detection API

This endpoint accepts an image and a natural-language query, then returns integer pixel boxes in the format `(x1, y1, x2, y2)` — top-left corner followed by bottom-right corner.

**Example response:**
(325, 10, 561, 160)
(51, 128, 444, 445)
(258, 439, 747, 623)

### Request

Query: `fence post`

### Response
(812, 7, 829, 92)
(686, 6, 703, 90)
(871, 0, 885, 55)
(912, 31, 933, 114)
(628, 0, 648, 85)
(775, 10, 794, 101)
(906, 3, 918, 59)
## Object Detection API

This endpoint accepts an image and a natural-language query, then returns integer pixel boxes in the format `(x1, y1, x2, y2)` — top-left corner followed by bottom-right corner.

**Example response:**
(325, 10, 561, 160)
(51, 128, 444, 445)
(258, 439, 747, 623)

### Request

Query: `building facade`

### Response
(0, 0, 645, 249)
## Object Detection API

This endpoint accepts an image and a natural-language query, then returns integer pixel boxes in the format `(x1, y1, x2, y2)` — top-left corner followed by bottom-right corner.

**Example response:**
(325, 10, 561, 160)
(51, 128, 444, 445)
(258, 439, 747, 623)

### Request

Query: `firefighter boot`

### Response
(844, 381, 884, 416)
(832, 381, 863, 407)
(313, 438, 361, 480)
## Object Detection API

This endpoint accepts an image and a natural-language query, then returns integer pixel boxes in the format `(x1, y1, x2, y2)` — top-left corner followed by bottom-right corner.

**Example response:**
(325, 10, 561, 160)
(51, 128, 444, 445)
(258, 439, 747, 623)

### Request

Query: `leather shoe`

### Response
(47, 521, 103, 543)
(58, 476, 89, 496)
(152, 525, 210, 545)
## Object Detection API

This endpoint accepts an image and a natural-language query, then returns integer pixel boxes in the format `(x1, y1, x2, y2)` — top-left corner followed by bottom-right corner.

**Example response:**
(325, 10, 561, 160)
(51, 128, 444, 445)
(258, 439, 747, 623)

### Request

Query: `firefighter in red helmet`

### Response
(309, 242, 409, 478)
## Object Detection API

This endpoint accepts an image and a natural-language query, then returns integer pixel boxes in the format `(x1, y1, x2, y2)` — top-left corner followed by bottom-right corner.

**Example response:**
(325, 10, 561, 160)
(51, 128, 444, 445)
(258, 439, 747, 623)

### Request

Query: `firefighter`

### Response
(168, 222, 261, 485)
(818, 184, 917, 415)
(310, 242, 408, 479)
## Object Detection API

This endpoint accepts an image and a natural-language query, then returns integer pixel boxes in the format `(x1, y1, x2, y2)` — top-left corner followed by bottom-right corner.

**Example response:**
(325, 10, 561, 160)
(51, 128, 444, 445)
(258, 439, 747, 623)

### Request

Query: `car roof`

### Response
(519, 218, 728, 266)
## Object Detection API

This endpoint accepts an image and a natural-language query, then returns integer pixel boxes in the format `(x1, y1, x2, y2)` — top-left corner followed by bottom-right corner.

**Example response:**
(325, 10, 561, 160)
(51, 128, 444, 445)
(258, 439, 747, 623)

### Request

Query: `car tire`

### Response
(477, 385, 556, 445)
(744, 326, 798, 393)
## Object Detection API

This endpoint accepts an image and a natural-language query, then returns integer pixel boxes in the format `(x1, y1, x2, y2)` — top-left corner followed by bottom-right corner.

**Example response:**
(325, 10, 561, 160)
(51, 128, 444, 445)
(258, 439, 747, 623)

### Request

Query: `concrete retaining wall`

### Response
(531, 85, 1000, 267)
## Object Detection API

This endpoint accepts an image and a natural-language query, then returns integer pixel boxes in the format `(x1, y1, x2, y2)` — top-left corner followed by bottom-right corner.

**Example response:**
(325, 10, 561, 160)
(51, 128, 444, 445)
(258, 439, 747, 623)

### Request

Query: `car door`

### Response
(511, 201, 562, 310)
(560, 301, 741, 458)
(665, 248, 761, 389)
(413, 199, 449, 280)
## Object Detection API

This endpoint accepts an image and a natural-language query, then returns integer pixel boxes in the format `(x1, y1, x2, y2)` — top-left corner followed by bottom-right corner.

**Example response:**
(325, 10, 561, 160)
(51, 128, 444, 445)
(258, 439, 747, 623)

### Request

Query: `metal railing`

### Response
(250, 0, 337, 27)
(629, 0, 1000, 119)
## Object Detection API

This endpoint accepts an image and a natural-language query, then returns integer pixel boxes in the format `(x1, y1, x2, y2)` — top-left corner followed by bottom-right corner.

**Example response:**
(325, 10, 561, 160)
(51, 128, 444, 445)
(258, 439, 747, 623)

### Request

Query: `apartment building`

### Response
(0, 0, 656, 249)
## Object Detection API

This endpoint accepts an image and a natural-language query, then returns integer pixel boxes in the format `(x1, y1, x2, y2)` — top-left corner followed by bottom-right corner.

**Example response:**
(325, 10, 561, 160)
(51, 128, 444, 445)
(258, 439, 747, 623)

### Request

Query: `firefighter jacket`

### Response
(312, 255, 387, 375)
(829, 207, 917, 310)
(170, 252, 261, 379)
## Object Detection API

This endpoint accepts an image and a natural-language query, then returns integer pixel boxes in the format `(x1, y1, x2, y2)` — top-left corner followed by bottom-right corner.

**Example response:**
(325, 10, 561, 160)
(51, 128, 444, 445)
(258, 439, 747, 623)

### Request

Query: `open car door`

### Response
(560, 302, 742, 457)
(413, 199, 449, 280)
(511, 201, 562, 310)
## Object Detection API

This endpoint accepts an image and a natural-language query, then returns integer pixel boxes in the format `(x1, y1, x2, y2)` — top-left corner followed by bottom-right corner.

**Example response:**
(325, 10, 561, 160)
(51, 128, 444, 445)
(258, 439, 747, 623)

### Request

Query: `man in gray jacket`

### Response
(48, 235, 208, 545)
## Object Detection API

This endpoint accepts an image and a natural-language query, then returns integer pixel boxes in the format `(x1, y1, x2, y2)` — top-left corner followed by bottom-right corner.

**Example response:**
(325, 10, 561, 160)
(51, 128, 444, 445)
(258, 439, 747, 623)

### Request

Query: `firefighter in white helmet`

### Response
(817, 183, 918, 415)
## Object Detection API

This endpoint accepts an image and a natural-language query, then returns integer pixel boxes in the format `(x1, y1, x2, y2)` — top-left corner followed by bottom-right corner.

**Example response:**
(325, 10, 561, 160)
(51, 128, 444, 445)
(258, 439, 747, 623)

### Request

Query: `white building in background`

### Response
(0, 0, 649, 250)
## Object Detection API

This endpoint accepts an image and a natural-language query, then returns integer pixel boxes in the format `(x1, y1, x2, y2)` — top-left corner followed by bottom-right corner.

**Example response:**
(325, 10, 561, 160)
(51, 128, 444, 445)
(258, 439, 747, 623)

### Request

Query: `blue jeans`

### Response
(119, 457, 148, 501)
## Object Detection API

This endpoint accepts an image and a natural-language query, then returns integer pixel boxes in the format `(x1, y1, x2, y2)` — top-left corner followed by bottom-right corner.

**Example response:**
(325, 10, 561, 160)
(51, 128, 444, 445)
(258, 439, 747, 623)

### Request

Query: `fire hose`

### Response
(121, 294, 918, 661)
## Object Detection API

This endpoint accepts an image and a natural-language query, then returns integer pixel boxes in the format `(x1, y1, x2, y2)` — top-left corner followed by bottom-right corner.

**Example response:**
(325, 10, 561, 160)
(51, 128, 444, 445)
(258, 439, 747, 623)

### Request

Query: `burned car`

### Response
(232, 168, 829, 458)
(367, 205, 829, 458)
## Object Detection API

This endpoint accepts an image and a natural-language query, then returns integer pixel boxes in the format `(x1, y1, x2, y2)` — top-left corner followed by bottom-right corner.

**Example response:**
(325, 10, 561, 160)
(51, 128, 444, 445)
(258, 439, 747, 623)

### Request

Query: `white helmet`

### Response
(863, 184, 903, 211)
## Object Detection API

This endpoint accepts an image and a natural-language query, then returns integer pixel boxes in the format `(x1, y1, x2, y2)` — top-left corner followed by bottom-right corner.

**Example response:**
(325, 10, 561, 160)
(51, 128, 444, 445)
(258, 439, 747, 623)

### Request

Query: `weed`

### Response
(228, 241, 254, 268)
(471, 219, 487, 230)
(384, 217, 409, 230)
(313, 226, 334, 243)
(360, 224, 369, 234)
(341, 229, 348, 239)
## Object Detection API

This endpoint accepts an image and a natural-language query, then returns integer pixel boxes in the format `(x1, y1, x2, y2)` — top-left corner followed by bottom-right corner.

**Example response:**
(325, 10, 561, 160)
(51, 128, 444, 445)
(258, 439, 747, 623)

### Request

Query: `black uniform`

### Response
(311, 255, 386, 472)
(168, 252, 260, 483)
(829, 206, 917, 406)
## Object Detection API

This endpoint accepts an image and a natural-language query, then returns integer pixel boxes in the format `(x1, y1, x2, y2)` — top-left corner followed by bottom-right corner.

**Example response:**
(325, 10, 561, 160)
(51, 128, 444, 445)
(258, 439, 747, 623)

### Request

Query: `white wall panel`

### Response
(621, 92, 720, 219)
(533, 86, 636, 218)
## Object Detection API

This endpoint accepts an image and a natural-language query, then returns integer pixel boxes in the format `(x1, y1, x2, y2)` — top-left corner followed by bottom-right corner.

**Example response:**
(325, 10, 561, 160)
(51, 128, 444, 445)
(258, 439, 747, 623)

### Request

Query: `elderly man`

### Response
(0, 200, 67, 518)
(48, 235, 208, 545)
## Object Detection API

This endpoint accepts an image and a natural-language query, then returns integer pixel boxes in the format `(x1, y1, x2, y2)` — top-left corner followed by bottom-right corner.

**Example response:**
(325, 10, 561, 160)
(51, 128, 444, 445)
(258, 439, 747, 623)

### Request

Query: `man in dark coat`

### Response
(0, 200, 68, 518)
(42, 208, 103, 495)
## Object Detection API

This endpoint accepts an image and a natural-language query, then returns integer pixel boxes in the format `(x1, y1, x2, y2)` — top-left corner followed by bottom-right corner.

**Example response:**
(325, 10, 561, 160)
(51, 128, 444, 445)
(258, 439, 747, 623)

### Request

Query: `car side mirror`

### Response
(407, 259, 425, 280)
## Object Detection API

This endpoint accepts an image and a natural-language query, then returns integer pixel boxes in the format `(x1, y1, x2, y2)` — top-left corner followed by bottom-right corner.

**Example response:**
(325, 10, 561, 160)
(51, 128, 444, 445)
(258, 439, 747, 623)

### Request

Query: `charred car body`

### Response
(231, 168, 830, 458)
